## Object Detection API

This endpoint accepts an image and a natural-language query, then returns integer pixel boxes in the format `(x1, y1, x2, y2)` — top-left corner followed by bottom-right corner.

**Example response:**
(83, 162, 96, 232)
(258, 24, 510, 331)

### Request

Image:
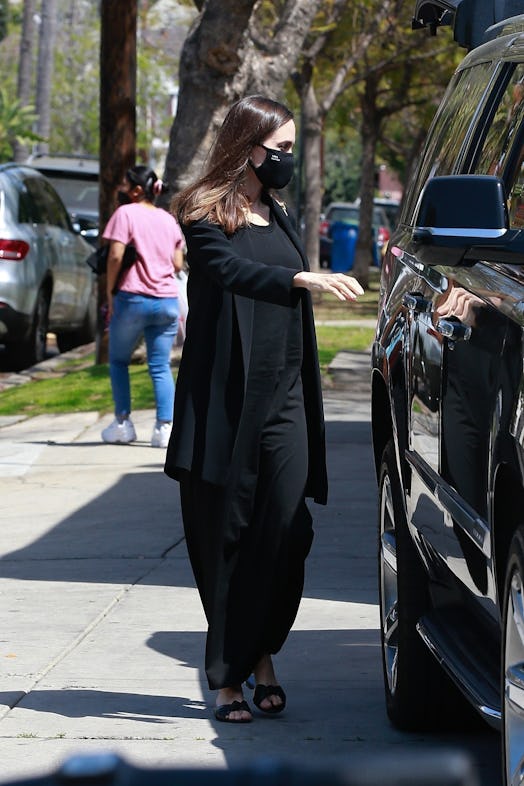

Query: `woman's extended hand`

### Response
(293, 271, 364, 302)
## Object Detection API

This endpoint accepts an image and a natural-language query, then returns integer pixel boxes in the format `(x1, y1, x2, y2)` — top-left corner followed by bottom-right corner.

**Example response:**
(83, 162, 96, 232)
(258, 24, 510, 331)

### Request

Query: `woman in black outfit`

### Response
(165, 95, 363, 723)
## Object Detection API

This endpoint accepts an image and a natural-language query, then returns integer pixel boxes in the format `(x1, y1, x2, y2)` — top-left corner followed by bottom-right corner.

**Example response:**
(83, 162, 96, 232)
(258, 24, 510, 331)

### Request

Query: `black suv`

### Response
(371, 15, 524, 785)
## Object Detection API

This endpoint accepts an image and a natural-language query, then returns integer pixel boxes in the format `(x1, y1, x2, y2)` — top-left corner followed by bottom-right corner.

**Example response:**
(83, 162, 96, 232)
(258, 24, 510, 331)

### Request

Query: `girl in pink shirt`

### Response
(101, 165, 184, 448)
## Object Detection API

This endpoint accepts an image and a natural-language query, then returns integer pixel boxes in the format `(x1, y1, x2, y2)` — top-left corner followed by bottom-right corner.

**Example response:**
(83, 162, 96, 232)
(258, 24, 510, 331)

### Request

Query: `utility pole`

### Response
(97, 0, 137, 363)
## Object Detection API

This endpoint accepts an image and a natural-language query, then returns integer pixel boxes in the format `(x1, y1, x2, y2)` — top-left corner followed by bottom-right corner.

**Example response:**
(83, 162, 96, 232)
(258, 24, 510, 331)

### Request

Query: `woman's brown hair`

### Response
(172, 95, 293, 234)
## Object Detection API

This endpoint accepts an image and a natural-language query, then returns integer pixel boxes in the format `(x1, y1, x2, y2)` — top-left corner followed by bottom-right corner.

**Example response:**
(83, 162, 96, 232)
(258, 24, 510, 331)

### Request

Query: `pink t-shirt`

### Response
(103, 202, 184, 297)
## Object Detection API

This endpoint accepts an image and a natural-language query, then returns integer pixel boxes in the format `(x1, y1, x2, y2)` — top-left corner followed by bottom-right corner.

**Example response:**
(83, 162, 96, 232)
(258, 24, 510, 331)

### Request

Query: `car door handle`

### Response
(436, 318, 472, 343)
(403, 293, 433, 313)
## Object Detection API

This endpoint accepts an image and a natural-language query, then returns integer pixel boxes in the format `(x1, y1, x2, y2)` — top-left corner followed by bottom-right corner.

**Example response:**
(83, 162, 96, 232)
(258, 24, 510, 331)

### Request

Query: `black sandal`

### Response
(214, 699, 253, 723)
(253, 684, 286, 714)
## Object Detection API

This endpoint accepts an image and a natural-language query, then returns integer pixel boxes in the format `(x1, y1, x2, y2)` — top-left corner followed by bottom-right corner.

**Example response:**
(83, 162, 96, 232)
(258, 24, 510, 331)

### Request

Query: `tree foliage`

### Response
(50, 1, 100, 154)
(0, 87, 42, 161)
(284, 0, 461, 281)
(0, 0, 191, 160)
(0, 0, 467, 279)
(323, 128, 361, 205)
(163, 0, 325, 193)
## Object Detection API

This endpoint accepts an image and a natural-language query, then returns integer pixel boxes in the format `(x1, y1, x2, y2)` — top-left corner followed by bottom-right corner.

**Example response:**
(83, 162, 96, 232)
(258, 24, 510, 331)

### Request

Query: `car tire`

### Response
(378, 440, 469, 730)
(502, 524, 524, 786)
(5, 288, 50, 370)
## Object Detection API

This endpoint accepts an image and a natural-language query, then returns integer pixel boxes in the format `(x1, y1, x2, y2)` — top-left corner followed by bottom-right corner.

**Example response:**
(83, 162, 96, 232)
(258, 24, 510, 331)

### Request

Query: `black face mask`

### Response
(251, 145, 294, 190)
(117, 190, 132, 206)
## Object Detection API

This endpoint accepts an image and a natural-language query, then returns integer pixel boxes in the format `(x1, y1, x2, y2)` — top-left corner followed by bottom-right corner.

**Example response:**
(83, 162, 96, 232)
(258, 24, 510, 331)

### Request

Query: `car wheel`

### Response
(5, 288, 50, 370)
(31, 288, 50, 365)
(379, 440, 467, 730)
(502, 525, 524, 786)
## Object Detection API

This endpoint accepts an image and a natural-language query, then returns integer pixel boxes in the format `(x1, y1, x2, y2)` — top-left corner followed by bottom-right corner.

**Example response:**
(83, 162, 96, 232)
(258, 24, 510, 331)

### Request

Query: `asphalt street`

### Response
(0, 352, 501, 785)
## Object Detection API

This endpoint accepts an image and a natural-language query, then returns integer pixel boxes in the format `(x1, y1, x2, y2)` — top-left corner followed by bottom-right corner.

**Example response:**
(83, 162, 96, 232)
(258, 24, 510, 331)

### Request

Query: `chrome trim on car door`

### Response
(406, 449, 492, 558)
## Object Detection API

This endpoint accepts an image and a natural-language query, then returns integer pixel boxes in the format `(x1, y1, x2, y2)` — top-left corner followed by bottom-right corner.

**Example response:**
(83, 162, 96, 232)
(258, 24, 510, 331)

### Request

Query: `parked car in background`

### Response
(28, 154, 99, 246)
(353, 195, 402, 232)
(0, 163, 96, 368)
(371, 15, 524, 785)
(319, 201, 391, 269)
(372, 196, 401, 231)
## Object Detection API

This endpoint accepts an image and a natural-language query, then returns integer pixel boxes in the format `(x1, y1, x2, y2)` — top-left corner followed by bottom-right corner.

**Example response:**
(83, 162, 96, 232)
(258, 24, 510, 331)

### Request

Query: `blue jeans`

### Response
(109, 291, 179, 422)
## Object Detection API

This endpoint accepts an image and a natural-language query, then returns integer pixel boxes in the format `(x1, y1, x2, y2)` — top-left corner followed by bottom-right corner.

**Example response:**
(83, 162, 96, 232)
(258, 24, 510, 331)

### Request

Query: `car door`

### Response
(27, 176, 87, 325)
(405, 59, 524, 635)
(407, 266, 508, 615)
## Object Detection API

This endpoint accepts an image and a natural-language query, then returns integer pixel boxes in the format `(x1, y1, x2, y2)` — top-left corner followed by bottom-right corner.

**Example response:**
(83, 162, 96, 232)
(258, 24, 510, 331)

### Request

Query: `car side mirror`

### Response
(411, 175, 524, 266)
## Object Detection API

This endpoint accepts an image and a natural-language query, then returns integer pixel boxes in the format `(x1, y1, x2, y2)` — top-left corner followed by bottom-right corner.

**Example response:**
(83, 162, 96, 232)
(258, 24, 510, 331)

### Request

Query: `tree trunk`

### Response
(162, 0, 257, 195)
(0, 0, 7, 42)
(18, 0, 35, 105)
(14, 0, 36, 162)
(300, 81, 323, 272)
(35, 0, 57, 154)
(99, 1, 136, 230)
(352, 78, 381, 289)
(245, 0, 325, 96)
(97, 0, 137, 363)
(162, 0, 324, 195)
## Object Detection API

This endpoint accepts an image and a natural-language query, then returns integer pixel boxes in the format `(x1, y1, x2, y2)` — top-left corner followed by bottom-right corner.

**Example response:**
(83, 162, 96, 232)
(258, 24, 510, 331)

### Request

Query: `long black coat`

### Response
(164, 197, 328, 505)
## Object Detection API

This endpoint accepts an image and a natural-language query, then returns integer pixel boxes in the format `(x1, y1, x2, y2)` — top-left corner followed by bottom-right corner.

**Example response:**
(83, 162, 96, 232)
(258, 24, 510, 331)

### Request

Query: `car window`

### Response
(328, 206, 359, 223)
(0, 173, 24, 223)
(39, 179, 72, 229)
(474, 63, 524, 177)
(24, 177, 51, 224)
(327, 205, 388, 229)
(373, 207, 389, 227)
(46, 176, 99, 213)
(21, 177, 72, 230)
(380, 204, 400, 227)
(403, 60, 501, 224)
(17, 184, 34, 223)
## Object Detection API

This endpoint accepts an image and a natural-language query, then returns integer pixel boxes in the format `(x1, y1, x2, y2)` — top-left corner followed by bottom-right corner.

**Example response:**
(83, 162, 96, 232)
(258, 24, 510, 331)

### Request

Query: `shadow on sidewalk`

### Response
(0, 420, 376, 605)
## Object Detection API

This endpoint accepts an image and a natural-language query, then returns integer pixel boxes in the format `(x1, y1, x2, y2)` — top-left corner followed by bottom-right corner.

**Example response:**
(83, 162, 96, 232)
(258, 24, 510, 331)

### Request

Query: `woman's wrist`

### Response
(292, 271, 309, 288)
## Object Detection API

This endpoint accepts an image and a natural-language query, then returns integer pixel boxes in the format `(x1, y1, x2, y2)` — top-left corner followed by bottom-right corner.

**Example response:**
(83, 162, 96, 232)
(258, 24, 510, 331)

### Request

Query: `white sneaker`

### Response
(151, 421, 172, 448)
(101, 417, 137, 444)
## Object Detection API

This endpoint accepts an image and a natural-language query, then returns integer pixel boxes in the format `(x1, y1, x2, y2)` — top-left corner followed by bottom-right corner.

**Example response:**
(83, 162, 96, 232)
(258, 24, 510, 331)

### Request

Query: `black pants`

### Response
(179, 386, 313, 690)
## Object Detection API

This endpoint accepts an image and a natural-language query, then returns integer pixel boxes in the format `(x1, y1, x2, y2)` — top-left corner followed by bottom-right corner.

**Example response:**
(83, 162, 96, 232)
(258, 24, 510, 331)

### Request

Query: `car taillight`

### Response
(0, 239, 30, 260)
(319, 220, 330, 237)
(377, 226, 390, 246)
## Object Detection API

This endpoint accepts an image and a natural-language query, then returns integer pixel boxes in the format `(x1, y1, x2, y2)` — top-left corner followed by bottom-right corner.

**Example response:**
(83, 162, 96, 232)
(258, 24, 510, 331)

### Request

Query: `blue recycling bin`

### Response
(330, 221, 358, 271)
(330, 221, 380, 271)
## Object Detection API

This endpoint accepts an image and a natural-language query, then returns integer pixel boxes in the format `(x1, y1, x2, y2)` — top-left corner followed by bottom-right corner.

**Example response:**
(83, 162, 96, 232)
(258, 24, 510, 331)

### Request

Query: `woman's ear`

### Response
(130, 185, 144, 201)
(249, 144, 266, 169)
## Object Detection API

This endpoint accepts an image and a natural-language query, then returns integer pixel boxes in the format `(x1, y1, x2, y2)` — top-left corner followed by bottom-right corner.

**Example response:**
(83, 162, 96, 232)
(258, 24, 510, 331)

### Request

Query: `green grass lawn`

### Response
(316, 325, 375, 374)
(312, 267, 380, 322)
(0, 361, 156, 417)
(0, 325, 375, 418)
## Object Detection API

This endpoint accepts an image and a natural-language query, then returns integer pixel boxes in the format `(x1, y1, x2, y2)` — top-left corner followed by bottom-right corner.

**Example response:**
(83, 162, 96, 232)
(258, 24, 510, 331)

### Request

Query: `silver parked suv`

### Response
(372, 14, 524, 785)
(0, 163, 96, 368)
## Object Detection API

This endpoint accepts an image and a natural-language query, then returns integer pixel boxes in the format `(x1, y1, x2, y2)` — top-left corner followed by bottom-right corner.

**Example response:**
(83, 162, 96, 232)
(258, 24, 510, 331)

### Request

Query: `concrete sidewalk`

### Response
(0, 355, 499, 784)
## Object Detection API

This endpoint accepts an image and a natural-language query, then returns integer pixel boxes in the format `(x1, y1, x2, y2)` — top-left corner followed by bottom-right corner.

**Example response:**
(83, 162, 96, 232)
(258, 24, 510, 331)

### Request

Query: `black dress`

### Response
(179, 215, 314, 690)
